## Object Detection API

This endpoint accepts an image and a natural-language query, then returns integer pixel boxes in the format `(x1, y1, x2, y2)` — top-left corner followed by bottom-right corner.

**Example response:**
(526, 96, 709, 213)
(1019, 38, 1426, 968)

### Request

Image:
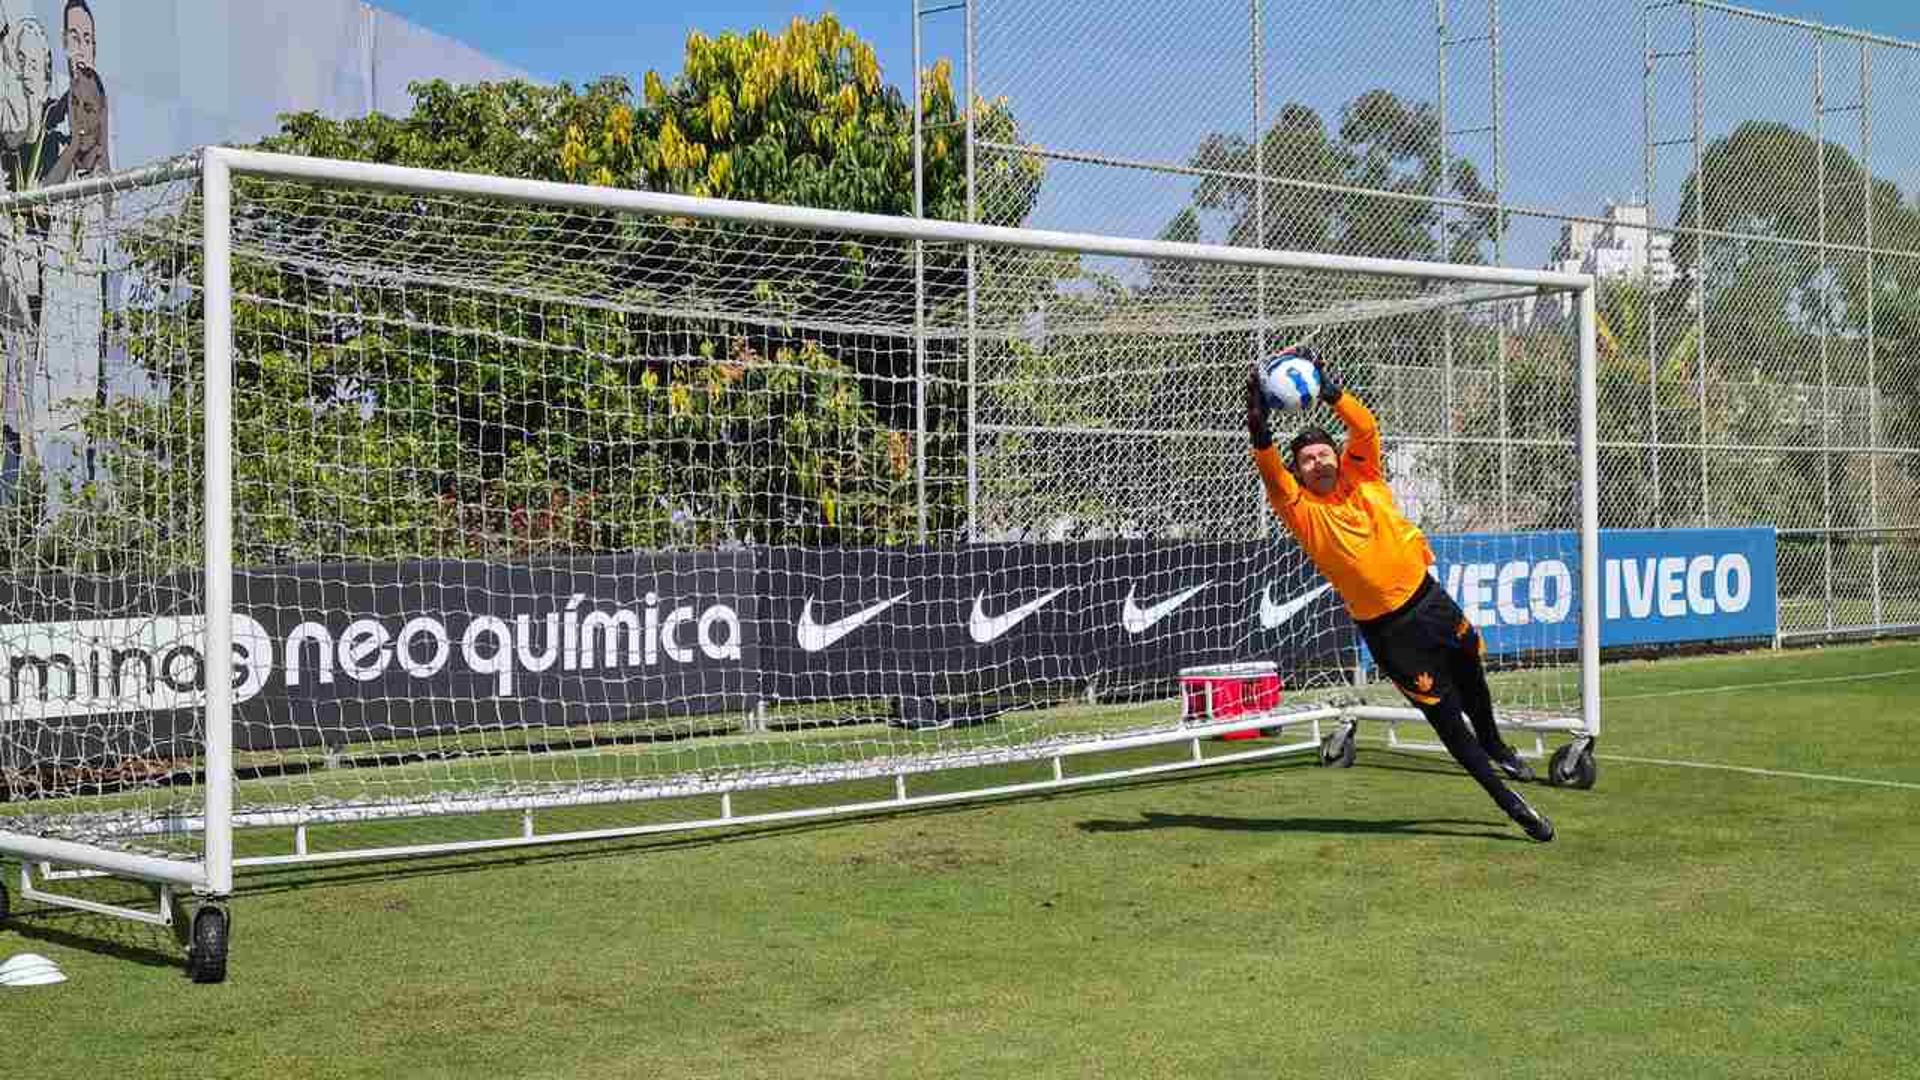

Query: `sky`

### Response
(369, 1, 1920, 266)
(373, 2, 1920, 91)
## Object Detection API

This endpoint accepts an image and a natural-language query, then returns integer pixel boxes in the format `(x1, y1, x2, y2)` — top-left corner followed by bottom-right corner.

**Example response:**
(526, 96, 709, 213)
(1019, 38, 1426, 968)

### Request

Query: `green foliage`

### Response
(1174, 90, 1498, 263)
(61, 17, 1043, 567)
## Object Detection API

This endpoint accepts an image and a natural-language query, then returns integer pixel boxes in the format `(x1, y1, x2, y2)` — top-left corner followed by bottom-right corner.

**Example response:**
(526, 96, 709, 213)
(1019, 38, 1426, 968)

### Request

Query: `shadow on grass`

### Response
(1075, 810, 1523, 842)
(2, 903, 184, 973)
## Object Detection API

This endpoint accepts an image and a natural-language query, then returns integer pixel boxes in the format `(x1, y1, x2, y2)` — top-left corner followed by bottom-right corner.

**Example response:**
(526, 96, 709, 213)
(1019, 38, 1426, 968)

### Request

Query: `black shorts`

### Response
(1356, 577, 1484, 708)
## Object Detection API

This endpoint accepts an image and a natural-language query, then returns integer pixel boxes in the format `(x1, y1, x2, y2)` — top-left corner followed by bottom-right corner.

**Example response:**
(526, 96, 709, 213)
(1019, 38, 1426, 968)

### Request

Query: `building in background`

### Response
(1548, 202, 1677, 290)
(0, 0, 522, 504)
(1510, 201, 1679, 325)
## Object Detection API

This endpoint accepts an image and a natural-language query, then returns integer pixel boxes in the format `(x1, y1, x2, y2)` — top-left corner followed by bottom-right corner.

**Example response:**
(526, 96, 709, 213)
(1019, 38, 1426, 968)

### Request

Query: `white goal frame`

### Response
(0, 146, 1600, 953)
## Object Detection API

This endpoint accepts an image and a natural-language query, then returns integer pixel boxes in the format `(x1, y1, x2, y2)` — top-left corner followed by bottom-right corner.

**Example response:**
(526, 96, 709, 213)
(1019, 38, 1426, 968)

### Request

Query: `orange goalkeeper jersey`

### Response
(1251, 393, 1436, 621)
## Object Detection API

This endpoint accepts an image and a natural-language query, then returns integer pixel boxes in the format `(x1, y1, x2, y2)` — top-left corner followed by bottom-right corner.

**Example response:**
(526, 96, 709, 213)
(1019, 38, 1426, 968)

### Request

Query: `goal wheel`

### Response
(1319, 723, 1357, 768)
(0, 874, 10, 925)
(1547, 740, 1597, 790)
(186, 904, 231, 985)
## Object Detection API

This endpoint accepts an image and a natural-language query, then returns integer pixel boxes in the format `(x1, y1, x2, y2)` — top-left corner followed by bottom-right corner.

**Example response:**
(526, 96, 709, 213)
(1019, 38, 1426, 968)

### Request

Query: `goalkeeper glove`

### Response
(1245, 369, 1273, 450)
(1294, 346, 1343, 405)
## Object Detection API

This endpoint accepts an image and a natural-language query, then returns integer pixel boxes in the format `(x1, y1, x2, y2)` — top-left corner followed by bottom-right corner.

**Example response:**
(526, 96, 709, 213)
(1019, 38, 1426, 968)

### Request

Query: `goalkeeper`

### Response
(1244, 348, 1554, 842)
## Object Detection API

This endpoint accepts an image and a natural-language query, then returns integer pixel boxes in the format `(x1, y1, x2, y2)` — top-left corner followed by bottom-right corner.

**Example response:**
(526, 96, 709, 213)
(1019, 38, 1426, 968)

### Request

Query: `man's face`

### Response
(71, 76, 101, 164)
(18, 33, 50, 102)
(65, 8, 95, 73)
(1291, 440, 1340, 496)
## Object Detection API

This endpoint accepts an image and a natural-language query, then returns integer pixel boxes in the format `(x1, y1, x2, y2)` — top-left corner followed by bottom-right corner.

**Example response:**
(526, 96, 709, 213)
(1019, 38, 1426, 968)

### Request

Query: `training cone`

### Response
(0, 953, 67, 987)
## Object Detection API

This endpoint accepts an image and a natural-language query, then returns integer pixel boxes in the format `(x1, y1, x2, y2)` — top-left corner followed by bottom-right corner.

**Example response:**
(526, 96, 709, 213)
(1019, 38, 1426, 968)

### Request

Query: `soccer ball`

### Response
(1259, 352, 1321, 412)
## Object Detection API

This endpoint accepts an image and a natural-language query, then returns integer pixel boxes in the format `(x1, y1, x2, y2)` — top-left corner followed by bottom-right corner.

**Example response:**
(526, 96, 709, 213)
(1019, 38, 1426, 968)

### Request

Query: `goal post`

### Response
(0, 146, 1600, 976)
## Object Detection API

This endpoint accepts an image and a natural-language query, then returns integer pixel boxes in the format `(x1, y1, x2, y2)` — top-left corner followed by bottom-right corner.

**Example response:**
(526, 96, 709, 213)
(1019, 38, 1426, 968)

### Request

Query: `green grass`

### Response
(4, 641, 1918, 1079)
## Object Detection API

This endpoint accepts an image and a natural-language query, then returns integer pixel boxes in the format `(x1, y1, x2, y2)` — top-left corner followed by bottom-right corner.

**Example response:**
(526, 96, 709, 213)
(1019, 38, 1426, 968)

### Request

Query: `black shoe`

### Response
(1506, 795, 1555, 843)
(1491, 749, 1536, 783)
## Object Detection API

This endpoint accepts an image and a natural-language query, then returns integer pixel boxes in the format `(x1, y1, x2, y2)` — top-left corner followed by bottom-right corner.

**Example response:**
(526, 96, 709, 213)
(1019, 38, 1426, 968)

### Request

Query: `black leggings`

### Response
(1359, 581, 1523, 816)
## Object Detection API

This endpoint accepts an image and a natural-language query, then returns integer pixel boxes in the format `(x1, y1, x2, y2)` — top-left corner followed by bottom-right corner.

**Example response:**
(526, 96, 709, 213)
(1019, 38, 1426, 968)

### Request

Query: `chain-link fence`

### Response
(918, 0, 1920, 641)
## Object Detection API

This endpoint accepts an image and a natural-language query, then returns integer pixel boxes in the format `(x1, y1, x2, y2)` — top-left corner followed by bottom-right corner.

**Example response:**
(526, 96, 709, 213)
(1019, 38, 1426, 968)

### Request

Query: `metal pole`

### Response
(1861, 41, 1884, 628)
(1578, 283, 1603, 738)
(1642, 2, 1663, 527)
(1691, 1, 1709, 527)
(1491, 0, 1511, 527)
(1253, 0, 1265, 325)
(1815, 33, 1834, 632)
(1435, 0, 1456, 525)
(209, 149, 1594, 287)
(200, 148, 235, 898)
(964, 0, 978, 543)
(912, 6, 922, 211)
(1253, 0, 1270, 540)
(913, 2, 928, 543)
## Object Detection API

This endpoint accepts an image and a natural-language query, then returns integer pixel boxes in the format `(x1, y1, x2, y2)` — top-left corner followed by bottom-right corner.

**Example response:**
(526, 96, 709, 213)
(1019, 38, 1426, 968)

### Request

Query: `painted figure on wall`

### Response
(0, 0, 113, 505)
(40, 0, 107, 182)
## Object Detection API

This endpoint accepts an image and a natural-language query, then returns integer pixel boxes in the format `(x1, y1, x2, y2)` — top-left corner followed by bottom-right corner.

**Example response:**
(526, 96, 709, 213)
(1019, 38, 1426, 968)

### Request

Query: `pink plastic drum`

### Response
(1179, 662, 1284, 740)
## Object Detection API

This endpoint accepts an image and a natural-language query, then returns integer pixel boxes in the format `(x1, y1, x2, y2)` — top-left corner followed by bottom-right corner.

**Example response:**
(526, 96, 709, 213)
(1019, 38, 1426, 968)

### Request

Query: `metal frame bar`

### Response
(140, 706, 1355, 870)
(1675, 0, 1920, 51)
(1642, 3, 1665, 525)
(912, 0, 929, 542)
(17, 863, 178, 928)
(202, 149, 236, 899)
(964, 0, 979, 541)
(1579, 283, 1605, 736)
(1858, 41, 1884, 627)
(206, 148, 1594, 289)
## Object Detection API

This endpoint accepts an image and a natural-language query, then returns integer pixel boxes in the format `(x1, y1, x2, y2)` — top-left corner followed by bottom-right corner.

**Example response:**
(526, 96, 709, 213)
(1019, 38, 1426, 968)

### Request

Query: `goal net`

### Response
(0, 151, 1597, 904)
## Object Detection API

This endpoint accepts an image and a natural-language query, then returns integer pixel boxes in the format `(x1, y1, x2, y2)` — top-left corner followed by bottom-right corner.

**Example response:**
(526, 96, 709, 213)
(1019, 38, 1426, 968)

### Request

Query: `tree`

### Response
(47, 17, 1045, 571)
(1670, 120, 1920, 529)
(1173, 91, 1498, 265)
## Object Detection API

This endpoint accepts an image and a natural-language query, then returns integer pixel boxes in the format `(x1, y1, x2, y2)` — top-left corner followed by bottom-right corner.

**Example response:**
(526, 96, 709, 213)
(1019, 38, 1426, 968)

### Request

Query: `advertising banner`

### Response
(1428, 527, 1778, 655)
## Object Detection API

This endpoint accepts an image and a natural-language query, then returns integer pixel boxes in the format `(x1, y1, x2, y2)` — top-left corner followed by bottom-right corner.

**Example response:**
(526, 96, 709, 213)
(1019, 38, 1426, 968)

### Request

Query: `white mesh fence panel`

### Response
(960, 0, 1920, 641)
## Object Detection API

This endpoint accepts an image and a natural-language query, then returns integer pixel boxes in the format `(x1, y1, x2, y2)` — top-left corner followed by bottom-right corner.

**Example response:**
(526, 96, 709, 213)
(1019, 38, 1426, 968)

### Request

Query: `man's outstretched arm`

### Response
(1314, 357, 1383, 482)
(1246, 371, 1304, 524)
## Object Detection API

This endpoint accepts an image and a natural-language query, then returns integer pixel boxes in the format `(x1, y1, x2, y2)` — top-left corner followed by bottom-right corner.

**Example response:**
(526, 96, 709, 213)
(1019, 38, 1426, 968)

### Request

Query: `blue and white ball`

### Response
(1259, 353, 1321, 412)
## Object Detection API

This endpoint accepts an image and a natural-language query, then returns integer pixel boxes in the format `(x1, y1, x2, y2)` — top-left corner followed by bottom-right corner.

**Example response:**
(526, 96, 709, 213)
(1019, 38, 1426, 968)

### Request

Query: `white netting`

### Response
(0, 164, 204, 856)
(0, 160, 1589, 856)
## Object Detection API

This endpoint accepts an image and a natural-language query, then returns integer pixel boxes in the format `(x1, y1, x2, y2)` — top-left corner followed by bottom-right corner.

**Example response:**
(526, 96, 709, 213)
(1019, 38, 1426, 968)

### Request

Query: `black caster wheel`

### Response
(1319, 723, 1357, 768)
(1547, 740, 1597, 790)
(186, 903, 231, 985)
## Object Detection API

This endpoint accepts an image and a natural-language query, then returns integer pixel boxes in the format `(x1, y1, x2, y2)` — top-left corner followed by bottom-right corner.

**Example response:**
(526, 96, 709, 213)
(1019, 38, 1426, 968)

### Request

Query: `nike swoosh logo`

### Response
(969, 587, 1068, 644)
(1120, 582, 1211, 635)
(1259, 582, 1332, 629)
(795, 592, 909, 653)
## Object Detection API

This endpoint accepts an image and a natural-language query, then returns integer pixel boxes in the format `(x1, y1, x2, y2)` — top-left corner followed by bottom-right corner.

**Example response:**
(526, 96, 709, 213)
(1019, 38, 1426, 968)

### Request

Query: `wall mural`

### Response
(0, 0, 108, 503)
(0, 0, 522, 508)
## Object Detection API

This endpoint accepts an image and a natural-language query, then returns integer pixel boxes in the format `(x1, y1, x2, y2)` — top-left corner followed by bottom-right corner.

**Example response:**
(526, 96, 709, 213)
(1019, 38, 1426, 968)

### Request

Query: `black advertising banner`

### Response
(228, 553, 758, 750)
(754, 541, 1354, 705)
(0, 542, 1356, 758)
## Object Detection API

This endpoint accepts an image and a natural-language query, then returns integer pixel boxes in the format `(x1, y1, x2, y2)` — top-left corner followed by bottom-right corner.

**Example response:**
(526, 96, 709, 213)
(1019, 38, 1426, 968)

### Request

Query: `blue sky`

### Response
(375, 2, 1920, 91)
(371, 2, 1920, 265)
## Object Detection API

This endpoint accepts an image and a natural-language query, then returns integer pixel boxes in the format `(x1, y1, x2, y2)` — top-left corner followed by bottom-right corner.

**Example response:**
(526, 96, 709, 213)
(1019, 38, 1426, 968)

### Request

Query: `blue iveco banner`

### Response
(1427, 527, 1778, 654)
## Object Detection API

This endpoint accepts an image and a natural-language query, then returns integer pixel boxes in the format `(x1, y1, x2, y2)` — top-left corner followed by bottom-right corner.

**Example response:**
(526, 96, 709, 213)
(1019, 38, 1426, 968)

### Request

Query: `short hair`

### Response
(63, 0, 93, 31)
(1287, 427, 1336, 465)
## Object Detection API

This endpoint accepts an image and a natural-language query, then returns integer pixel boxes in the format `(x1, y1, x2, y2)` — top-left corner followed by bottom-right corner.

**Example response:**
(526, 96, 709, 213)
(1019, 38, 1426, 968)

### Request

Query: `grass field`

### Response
(3, 640, 1917, 1078)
